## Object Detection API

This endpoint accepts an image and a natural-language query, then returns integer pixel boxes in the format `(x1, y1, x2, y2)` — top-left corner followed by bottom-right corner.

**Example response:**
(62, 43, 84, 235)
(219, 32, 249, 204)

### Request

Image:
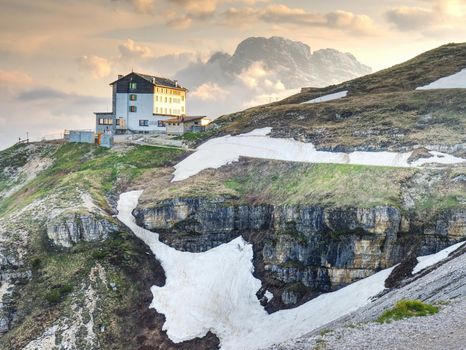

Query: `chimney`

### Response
(174, 80, 179, 87)
(118, 74, 123, 79)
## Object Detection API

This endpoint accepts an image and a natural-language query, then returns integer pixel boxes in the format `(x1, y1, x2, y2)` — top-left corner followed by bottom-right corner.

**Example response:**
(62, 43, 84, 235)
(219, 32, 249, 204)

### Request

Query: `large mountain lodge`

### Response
(95, 72, 208, 135)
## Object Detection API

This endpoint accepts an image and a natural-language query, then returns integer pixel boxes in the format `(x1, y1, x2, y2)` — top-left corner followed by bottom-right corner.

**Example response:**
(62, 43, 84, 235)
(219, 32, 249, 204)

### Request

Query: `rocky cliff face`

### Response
(135, 197, 464, 310)
(177, 36, 371, 89)
(47, 210, 119, 248)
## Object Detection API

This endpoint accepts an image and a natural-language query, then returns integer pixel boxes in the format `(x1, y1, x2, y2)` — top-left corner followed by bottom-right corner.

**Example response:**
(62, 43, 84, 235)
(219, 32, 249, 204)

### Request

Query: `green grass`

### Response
(0, 143, 186, 216)
(173, 129, 218, 146)
(224, 162, 415, 207)
(377, 300, 439, 323)
(44, 284, 73, 304)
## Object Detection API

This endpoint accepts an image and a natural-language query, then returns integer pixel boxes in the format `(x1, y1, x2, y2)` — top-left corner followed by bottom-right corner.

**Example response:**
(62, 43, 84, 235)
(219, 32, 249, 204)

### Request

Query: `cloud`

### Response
(166, 16, 193, 30)
(221, 7, 260, 25)
(262, 5, 375, 34)
(115, 38, 197, 75)
(78, 55, 112, 79)
(113, 0, 156, 13)
(170, 0, 219, 18)
(219, 5, 375, 34)
(118, 39, 152, 59)
(131, 0, 156, 12)
(0, 79, 107, 151)
(237, 62, 269, 89)
(191, 82, 229, 100)
(0, 70, 34, 95)
(16, 87, 68, 101)
(385, 6, 437, 31)
(385, 1, 466, 32)
(325, 10, 374, 34)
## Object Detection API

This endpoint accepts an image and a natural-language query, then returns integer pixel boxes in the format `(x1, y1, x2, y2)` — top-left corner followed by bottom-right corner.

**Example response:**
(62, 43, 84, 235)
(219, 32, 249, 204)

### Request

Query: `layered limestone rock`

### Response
(135, 197, 273, 252)
(47, 210, 119, 248)
(135, 197, 465, 309)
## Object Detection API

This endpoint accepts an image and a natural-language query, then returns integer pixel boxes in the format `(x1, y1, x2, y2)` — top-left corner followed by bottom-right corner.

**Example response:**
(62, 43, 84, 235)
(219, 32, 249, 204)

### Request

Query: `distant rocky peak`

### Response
(233, 36, 312, 66)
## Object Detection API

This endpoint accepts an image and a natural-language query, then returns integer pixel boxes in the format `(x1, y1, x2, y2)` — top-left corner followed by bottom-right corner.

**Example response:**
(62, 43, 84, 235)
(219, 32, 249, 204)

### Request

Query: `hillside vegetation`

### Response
(1, 43, 466, 350)
(0, 142, 223, 350)
(211, 43, 466, 155)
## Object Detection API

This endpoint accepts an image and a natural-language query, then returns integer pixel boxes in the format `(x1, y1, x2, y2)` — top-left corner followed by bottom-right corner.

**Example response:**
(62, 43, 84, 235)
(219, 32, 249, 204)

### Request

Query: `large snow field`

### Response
(413, 241, 466, 274)
(173, 128, 466, 181)
(417, 68, 466, 90)
(301, 90, 348, 103)
(117, 191, 395, 350)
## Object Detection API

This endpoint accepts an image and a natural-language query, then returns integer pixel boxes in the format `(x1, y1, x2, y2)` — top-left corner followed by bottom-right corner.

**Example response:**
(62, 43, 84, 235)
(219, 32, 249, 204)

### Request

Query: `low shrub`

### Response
(377, 300, 439, 323)
(44, 284, 73, 304)
(30, 257, 42, 269)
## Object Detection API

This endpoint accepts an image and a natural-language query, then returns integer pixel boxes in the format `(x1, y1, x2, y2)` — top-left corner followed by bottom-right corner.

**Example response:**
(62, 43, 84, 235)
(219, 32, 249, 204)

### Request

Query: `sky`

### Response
(1, 0, 466, 150)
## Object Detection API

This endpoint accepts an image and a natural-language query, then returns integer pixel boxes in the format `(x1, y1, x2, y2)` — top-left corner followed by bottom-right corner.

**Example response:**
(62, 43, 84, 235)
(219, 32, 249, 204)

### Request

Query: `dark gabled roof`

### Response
(110, 72, 187, 90)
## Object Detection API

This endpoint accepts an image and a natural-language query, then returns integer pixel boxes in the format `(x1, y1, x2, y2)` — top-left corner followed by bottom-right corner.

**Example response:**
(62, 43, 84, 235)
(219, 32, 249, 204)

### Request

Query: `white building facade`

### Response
(95, 72, 188, 134)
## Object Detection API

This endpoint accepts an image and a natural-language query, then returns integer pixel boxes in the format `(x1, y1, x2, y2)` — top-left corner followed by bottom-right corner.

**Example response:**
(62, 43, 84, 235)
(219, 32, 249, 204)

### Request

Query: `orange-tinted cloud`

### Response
(220, 4, 375, 35)
(78, 55, 112, 79)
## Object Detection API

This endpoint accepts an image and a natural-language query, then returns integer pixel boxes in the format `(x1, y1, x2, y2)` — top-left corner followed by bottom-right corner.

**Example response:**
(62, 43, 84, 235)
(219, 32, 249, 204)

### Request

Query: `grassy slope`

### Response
(285, 42, 466, 101)
(0, 142, 189, 349)
(0, 143, 185, 216)
(211, 43, 466, 153)
(139, 158, 466, 215)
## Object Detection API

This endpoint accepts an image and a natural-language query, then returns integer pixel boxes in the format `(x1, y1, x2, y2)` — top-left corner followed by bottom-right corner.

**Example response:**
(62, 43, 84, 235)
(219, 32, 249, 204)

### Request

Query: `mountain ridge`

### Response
(175, 36, 371, 117)
(0, 43, 465, 349)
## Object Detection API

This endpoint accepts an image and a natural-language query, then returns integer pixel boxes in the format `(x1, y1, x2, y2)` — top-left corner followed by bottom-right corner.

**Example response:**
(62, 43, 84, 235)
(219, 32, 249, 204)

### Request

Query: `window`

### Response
(129, 82, 137, 90)
(130, 94, 137, 101)
(129, 106, 137, 112)
(115, 119, 120, 126)
(98, 118, 113, 125)
(169, 97, 172, 103)
(158, 121, 164, 127)
(169, 108, 172, 114)
(139, 120, 149, 127)
(164, 97, 167, 102)
(155, 107, 158, 113)
(155, 96, 158, 102)
(181, 96, 185, 101)
(181, 106, 185, 112)
(164, 108, 167, 114)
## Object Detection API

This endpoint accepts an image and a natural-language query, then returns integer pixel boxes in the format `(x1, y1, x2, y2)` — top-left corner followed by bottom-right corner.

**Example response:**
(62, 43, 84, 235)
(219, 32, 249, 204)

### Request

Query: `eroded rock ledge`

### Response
(134, 197, 465, 311)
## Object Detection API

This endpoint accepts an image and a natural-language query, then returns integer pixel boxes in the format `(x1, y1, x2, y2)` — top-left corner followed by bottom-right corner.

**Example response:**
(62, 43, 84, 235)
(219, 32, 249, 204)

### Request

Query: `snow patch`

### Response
(416, 68, 466, 90)
(413, 241, 466, 274)
(117, 191, 394, 350)
(302, 90, 348, 104)
(172, 129, 466, 181)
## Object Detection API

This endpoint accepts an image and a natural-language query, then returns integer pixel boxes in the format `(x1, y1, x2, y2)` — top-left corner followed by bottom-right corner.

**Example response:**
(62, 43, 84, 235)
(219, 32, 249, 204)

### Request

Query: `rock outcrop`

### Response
(135, 197, 465, 309)
(47, 210, 119, 248)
